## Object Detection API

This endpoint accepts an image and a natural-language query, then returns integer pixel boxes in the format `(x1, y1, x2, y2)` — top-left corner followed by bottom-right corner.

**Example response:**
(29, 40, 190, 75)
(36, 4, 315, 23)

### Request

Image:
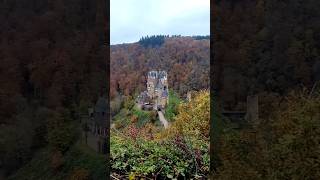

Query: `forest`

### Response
(110, 35, 210, 178)
(1, 0, 320, 179)
(212, 0, 320, 179)
(0, 0, 107, 179)
(110, 35, 209, 103)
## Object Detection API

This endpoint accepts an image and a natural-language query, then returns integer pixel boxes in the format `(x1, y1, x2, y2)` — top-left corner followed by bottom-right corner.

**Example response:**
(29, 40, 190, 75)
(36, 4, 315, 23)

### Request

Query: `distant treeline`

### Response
(192, 35, 210, 40)
(138, 35, 210, 48)
(139, 35, 166, 48)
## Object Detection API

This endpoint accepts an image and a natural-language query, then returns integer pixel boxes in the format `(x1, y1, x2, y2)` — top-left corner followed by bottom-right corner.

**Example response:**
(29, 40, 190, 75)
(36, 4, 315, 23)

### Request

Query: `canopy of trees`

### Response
(111, 36, 210, 100)
(138, 35, 166, 48)
(212, 1, 320, 178)
(0, 0, 107, 178)
(213, 0, 320, 112)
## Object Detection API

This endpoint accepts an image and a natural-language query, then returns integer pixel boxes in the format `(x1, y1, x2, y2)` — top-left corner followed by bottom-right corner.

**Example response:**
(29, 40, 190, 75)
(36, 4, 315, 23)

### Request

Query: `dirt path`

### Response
(158, 111, 169, 129)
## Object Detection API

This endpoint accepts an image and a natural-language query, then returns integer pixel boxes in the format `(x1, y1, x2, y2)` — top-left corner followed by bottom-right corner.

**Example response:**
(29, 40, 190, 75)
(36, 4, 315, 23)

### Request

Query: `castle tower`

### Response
(147, 71, 157, 99)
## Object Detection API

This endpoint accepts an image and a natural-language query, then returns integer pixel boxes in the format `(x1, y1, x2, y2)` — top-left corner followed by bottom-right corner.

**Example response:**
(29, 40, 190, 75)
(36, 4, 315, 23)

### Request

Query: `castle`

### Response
(137, 70, 169, 110)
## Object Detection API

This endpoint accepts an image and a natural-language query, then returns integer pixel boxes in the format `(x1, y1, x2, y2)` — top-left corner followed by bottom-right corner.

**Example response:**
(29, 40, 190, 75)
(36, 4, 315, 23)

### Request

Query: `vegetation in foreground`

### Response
(8, 143, 106, 180)
(213, 89, 320, 179)
(111, 90, 210, 179)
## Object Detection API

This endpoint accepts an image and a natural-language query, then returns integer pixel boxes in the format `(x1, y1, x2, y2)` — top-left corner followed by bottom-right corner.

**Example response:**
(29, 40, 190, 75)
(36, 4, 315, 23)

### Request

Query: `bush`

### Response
(110, 134, 209, 179)
(132, 107, 153, 128)
(160, 90, 210, 146)
(110, 90, 210, 179)
(165, 90, 181, 121)
(215, 90, 320, 179)
(47, 108, 77, 152)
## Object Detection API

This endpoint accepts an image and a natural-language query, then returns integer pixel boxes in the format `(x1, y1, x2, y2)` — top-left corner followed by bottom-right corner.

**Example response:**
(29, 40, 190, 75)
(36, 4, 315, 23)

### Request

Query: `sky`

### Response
(111, 0, 210, 45)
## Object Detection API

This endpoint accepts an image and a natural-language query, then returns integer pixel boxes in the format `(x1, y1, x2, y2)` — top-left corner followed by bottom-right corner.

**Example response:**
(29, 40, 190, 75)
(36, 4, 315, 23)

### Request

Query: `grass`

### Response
(164, 90, 182, 121)
(113, 105, 157, 129)
(132, 106, 155, 128)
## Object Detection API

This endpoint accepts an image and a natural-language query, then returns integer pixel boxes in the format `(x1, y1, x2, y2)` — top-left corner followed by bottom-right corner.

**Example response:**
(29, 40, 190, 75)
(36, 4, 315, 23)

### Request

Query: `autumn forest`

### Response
(0, 0, 320, 179)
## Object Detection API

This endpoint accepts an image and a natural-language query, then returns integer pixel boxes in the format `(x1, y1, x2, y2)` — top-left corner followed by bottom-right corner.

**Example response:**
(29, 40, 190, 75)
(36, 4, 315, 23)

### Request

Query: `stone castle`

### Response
(137, 70, 169, 110)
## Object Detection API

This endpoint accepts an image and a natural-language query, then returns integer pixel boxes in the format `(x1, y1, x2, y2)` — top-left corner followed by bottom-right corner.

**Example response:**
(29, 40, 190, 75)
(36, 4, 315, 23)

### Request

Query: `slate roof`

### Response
(155, 79, 164, 89)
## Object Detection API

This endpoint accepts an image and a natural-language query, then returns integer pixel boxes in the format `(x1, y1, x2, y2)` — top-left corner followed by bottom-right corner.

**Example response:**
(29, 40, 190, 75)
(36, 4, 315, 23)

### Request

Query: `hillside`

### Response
(0, 0, 107, 178)
(110, 36, 210, 178)
(110, 36, 210, 100)
(211, 1, 320, 179)
(213, 0, 320, 113)
(110, 90, 210, 179)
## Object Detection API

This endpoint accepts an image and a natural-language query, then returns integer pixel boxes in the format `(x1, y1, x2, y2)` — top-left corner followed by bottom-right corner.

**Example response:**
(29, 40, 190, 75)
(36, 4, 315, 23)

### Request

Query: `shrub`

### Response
(215, 90, 320, 179)
(110, 134, 209, 179)
(159, 90, 210, 146)
(47, 108, 77, 152)
(164, 90, 181, 121)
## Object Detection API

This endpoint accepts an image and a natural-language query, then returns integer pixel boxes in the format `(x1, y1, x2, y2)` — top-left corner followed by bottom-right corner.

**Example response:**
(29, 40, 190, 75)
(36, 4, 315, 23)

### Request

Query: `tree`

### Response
(47, 108, 77, 152)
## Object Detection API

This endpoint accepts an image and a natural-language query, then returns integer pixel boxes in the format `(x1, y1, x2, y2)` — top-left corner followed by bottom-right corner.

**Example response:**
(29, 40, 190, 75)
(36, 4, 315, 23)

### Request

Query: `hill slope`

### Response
(110, 36, 210, 99)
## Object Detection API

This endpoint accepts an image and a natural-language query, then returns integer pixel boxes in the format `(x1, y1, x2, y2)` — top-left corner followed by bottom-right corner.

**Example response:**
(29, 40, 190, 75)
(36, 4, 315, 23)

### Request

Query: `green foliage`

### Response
(46, 108, 77, 152)
(265, 91, 320, 179)
(110, 133, 209, 179)
(123, 96, 135, 110)
(164, 90, 181, 121)
(215, 90, 320, 179)
(132, 106, 156, 128)
(113, 104, 157, 129)
(139, 35, 167, 48)
(113, 108, 131, 129)
(62, 144, 106, 180)
(161, 90, 210, 146)
(111, 90, 210, 179)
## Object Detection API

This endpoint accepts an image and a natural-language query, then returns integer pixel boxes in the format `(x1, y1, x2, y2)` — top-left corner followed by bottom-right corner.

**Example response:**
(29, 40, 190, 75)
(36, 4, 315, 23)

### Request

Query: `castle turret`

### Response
(147, 71, 158, 98)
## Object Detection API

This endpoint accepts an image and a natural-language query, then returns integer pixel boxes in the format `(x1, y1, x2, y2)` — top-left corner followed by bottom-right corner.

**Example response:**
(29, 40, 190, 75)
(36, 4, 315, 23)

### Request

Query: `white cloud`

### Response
(111, 0, 210, 44)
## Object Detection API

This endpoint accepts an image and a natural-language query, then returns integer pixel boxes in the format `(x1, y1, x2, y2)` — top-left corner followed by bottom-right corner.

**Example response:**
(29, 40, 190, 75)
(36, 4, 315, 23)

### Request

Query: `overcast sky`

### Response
(111, 0, 210, 45)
